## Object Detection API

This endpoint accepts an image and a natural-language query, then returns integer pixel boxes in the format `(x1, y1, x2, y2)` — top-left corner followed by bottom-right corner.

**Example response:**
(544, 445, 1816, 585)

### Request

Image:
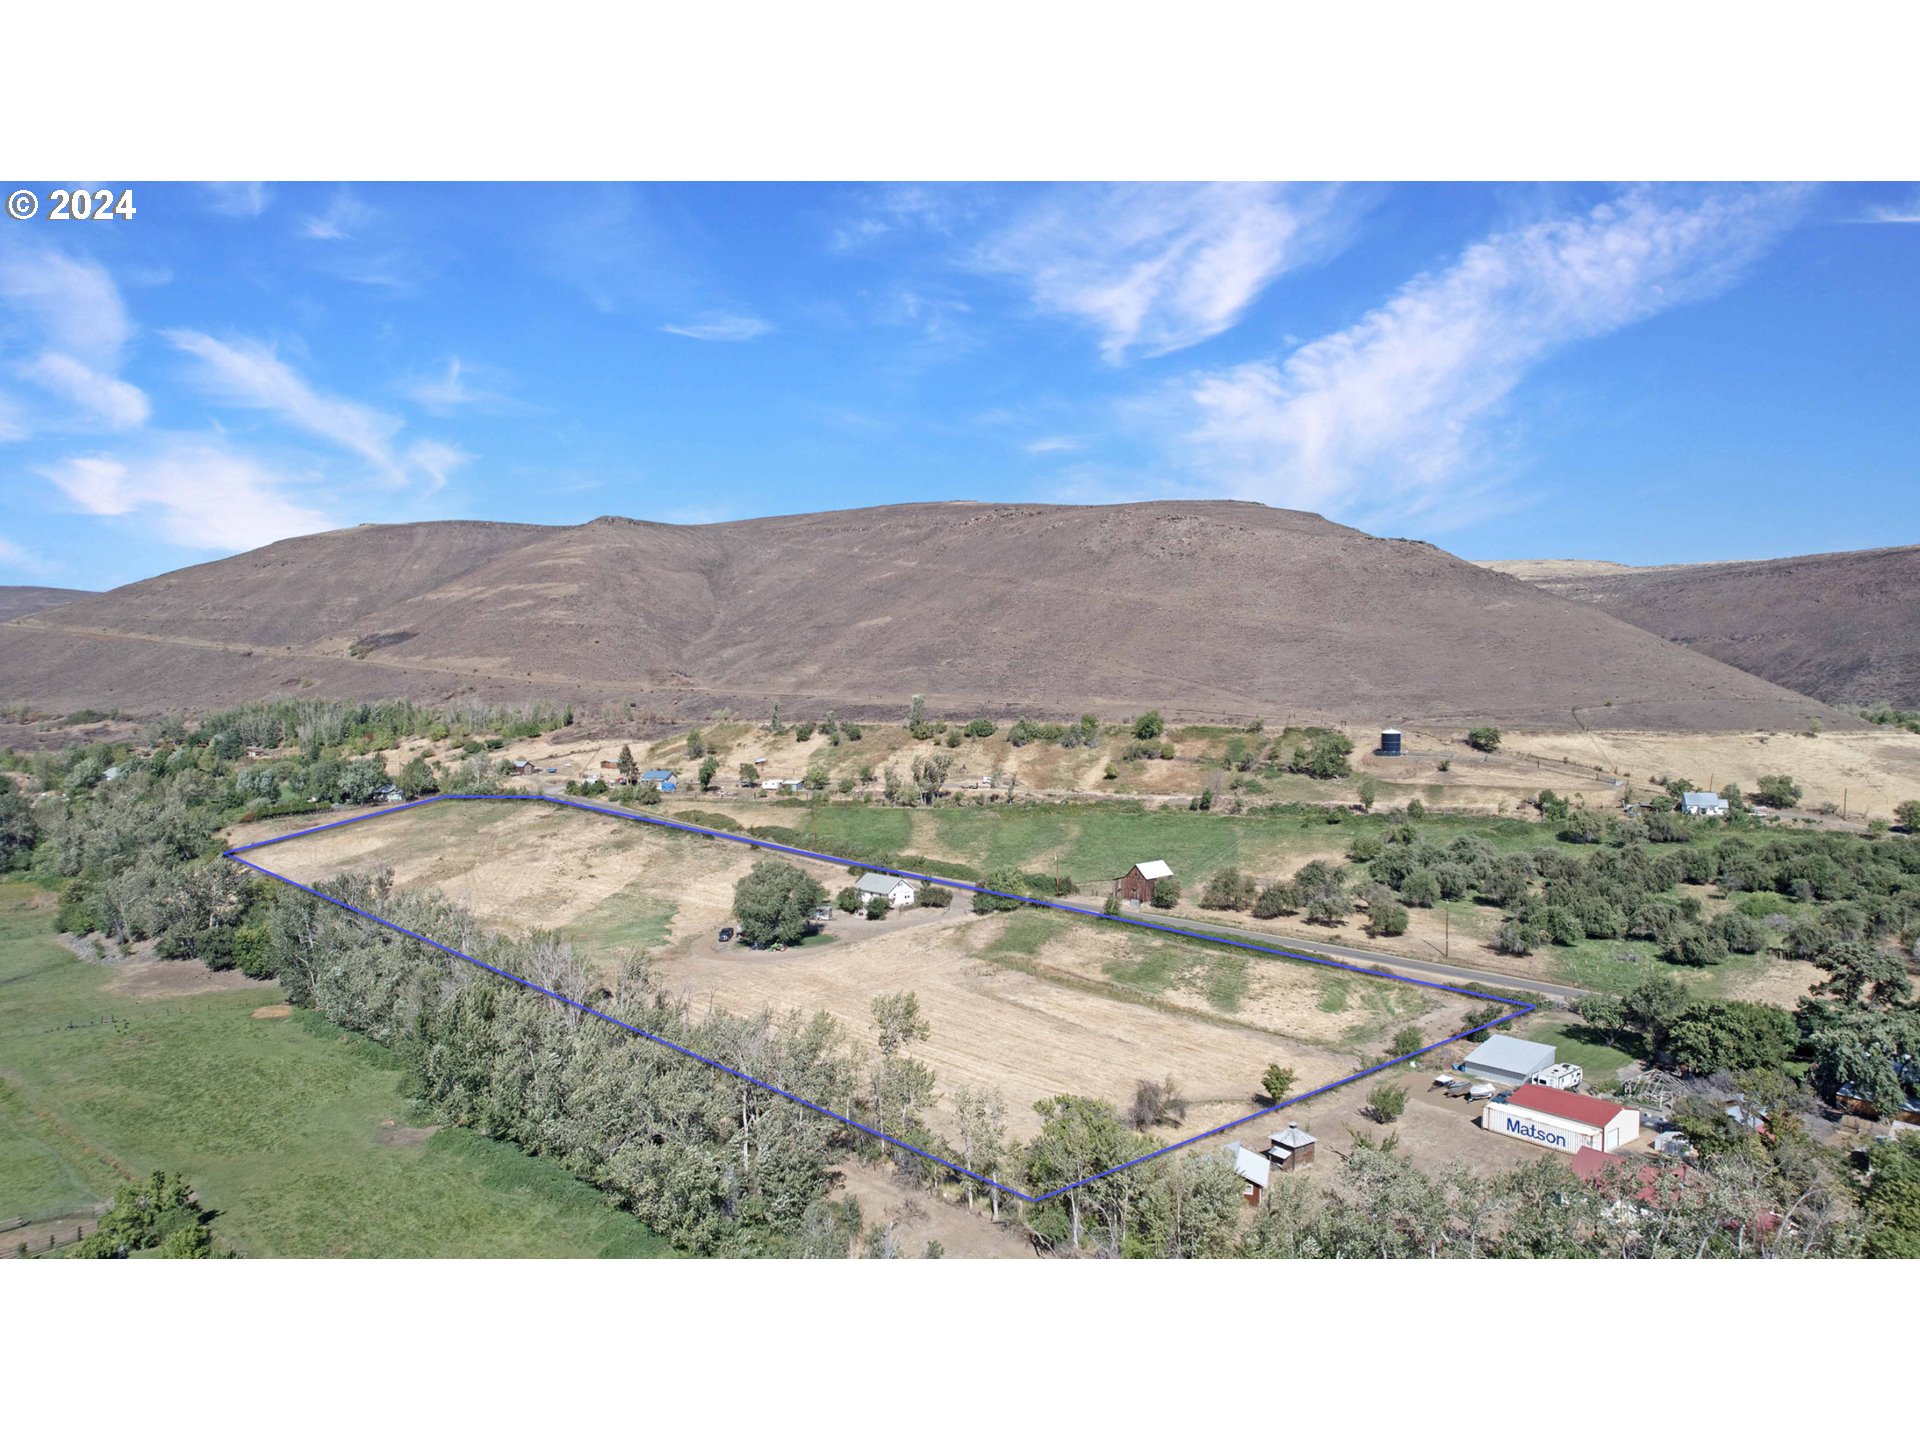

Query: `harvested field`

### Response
(668, 905, 1445, 1144)
(241, 798, 1479, 1149)
(234, 800, 759, 957)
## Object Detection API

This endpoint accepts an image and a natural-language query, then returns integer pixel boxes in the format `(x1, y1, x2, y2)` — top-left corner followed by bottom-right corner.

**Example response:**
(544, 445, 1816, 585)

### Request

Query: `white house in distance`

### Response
(1681, 791, 1729, 817)
(855, 873, 917, 910)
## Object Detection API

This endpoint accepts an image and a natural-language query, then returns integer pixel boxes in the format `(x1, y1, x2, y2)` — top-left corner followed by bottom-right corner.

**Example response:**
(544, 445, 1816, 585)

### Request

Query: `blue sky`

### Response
(1, 181, 1916, 590)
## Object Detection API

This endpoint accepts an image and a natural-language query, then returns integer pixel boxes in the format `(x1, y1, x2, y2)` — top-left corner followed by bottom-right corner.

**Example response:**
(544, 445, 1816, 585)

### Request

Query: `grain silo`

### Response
(1379, 728, 1403, 756)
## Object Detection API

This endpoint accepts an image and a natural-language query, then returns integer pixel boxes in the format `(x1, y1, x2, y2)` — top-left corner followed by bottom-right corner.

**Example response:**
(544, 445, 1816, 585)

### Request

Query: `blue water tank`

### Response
(1380, 729, 1403, 756)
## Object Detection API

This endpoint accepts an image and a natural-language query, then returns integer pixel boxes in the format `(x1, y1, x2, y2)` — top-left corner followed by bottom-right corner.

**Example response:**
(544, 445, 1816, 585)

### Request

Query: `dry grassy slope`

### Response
(0, 500, 1857, 730)
(0, 587, 93, 622)
(1484, 545, 1920, 708)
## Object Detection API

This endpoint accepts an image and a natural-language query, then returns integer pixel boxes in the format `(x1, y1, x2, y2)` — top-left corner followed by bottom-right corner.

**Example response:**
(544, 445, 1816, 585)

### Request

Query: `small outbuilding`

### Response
(1116, 860, 1172, 906)
(1484, 1084, 1641, 1155)
(1266, 1122, 1316, 1171)
(855, 873, 918, 910)
(1226, 1142, 1271, 1207)
(640, 769, 678, 792)
(1681, 791, 1729, 816)
(1459, 1035, 1557, 1087)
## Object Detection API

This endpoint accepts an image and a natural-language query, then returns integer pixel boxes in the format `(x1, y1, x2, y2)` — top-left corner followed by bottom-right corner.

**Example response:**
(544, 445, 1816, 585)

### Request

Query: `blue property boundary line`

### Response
(224, 794, 1536, 1203)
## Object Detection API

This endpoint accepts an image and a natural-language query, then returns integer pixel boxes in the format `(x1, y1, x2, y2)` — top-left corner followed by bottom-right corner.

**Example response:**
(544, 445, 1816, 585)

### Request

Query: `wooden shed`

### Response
(1116, 860, 1172, 905)
(1267, 1122, 1316, 1171)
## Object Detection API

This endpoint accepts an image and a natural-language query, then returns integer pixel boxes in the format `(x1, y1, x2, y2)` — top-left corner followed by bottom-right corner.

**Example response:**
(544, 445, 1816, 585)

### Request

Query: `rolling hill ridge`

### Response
(1482, 544, 1920, 709)
(0, 501, 1853, 730)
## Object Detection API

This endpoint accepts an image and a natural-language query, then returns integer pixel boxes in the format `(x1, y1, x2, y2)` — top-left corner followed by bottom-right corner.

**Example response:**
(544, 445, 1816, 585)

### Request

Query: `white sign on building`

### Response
(1483, 1102, 1595, 1154)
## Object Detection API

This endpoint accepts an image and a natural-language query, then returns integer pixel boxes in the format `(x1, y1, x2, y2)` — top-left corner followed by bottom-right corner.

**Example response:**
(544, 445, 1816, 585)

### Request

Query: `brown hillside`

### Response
(1484, 546, 1920, 708)
(0, 586, 93, 622)
(0, 501, 1853, 730)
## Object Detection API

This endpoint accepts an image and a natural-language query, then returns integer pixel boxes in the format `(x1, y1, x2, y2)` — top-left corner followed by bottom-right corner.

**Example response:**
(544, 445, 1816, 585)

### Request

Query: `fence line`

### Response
(3, 1221, 95, 1258)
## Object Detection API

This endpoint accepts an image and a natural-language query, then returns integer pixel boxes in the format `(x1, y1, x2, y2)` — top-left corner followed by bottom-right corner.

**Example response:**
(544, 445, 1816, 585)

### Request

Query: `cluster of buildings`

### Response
(1226, 1123, 1317, 1206)
(1460, 1035, 1641, 1156)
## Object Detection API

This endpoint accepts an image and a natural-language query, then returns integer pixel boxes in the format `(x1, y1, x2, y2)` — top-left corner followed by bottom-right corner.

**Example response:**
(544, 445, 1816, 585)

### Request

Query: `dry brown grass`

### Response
(241, 798, 1471, 1146)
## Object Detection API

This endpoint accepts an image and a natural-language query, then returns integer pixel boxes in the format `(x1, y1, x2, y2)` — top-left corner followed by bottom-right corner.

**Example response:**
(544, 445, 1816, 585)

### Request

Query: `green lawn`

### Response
(1537, 931, 1783, 999)
(1522, 1018, 1640, 1084)
(566, 879, 677, 953)
(0, 881, 676, 1258)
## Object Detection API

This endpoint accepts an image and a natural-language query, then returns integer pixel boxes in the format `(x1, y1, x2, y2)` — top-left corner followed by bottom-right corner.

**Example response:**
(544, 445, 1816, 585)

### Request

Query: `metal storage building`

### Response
(1459, 1035, 1556, 1087)
(1483, 1084, 1641, 1155)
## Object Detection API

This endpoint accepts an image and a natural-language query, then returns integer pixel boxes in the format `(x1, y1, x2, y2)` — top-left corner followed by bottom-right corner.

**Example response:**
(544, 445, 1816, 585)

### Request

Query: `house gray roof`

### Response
(1131, 860, 1173, 881)
(1681, 791, 1727, 807)
(640, 769, 675, 781)
(855, 872, 912, 896)
(1462, 1034, 1556, 1077)
(1269, 1123, 1316, 1152)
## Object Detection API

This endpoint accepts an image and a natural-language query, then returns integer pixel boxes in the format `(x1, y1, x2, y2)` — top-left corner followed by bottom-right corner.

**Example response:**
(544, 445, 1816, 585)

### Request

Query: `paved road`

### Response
(1160, 915, 1592, 1003)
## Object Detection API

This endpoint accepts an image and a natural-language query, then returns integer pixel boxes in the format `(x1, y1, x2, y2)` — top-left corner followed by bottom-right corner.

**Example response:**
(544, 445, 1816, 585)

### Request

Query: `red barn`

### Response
(1116, 860, 1172, 905)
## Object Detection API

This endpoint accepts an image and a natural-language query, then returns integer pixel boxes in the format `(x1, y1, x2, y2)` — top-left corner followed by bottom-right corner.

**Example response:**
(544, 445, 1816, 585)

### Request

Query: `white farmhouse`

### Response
(854, 873, 918, 910)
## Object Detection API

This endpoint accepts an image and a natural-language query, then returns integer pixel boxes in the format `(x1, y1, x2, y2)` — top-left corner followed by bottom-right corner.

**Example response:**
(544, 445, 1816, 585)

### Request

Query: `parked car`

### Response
(717, 926, 734, 943)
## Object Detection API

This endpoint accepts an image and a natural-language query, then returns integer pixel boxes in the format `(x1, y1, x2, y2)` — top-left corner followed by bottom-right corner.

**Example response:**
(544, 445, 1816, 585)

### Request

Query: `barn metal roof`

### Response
(1131, 860, 1172, 880)
(1229, 1144, 1270, 1188)
(1505, 1084, 1628, 1129)
(1462, 1034, 1556, 1076)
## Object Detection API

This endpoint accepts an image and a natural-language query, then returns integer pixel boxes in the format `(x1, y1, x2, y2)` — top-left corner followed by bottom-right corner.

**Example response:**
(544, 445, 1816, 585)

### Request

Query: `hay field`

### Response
(240, 798, 1469, 1144)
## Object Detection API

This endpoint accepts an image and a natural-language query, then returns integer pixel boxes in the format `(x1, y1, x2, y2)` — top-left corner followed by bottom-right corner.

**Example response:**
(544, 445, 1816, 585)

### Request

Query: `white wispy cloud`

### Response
(0, 248, 135, 364)
(828, 186, 969, 252)
(1022, 435, 1085, 455)
(165, 329, 405, 473)
(1162, 186, 1805, 530)
(39, 441, 336, 552)
(404, 439, 471, 494)
(203, 182, 272, 218)
(301, 190, 378, 241)
(402, 356, 477, 412)
(661, 313, 773, 342)
(17, 352, 150, 430)
(974, 183, 1347, 364)
(0, 248, 151, 436)
(0, 388, 30, 442)
(0, 533, 53, 573)
(166, 330, 472, 495)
